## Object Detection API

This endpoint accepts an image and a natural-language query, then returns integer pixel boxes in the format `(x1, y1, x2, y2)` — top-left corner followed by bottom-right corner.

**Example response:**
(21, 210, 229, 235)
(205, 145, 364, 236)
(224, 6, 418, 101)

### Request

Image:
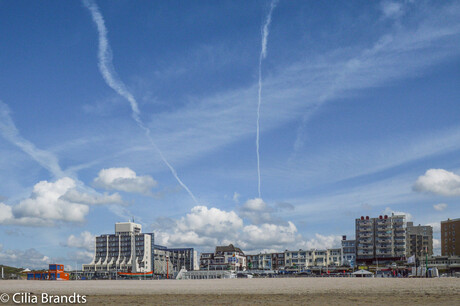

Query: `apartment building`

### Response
(284, 249, 341, 269)
(200, 244, 246, 271)
(356, 214, 407, 264)
(341, 235, 356, 267)
(246, 252, 285, 270)
(83, 222, 153, 274)
(441, 218, 460, 256)
(406, 222, 433, 259)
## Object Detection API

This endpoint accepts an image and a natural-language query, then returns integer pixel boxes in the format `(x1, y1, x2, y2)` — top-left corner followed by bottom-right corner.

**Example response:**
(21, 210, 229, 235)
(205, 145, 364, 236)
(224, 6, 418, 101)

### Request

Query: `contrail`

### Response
(82, 0, 199, 205)
(256, 0, 278, 198)
(0, 101, 65, 178)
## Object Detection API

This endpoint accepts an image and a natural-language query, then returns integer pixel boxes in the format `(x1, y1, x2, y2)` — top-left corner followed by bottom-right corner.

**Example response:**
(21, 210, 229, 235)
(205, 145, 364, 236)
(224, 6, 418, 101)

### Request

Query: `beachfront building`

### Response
(153, 247, 172, 276)
(441, 218, 460, 256)
(284, 249, 342, 269)
(406, 222, 433, 259)
(83, 221, 153, 275)
(426, 255, 460, 274)
(327, 248, 342, 266)
(152, 246, 198, 277)
(246, 252, 285, 270)
(200, 244, 246, 271)
(355, 214, 407, 265)
(341, 236, 356, 267)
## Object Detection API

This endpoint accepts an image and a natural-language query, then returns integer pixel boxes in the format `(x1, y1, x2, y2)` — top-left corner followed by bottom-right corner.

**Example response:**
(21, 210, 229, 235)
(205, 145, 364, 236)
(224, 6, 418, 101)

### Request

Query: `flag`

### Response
(407, 255, 415, 264)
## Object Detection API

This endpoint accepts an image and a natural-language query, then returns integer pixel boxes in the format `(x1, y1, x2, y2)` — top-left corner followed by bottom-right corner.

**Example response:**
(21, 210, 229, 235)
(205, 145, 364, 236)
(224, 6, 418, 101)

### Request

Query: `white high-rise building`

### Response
(83, 222, 152, 274)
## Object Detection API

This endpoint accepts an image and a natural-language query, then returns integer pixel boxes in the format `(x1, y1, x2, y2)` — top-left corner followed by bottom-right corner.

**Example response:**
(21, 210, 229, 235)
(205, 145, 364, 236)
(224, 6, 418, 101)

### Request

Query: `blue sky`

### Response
(0, 0, 459, 269)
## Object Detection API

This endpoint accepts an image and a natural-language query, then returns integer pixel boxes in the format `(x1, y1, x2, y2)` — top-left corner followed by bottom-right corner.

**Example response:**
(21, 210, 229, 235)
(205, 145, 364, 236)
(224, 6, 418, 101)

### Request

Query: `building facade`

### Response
(153, 245, 198, 276)
(341, 235, 356, 267)
(284, 248, 342, 269)
(200, 244, 246, 271)
(441, 218, 460, 256)
(406, 222, 433, 259)
(246, 252, 285, 270)
(355, 214, 407, 264)
(83, 222, 153, 274)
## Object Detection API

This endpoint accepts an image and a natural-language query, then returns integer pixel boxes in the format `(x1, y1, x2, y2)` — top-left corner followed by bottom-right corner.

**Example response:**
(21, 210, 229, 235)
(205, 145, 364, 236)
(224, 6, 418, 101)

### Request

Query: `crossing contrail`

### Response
(83, 0, 199, 205)
(256, 0, 279, 198)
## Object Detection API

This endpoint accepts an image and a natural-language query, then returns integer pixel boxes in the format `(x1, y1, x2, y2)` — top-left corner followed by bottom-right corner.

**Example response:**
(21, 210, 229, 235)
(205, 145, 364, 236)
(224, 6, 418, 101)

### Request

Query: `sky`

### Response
(0, 0, 459, 269)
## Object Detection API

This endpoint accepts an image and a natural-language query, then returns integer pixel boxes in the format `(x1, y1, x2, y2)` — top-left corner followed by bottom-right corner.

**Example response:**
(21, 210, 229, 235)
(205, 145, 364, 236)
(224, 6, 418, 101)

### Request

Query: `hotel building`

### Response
(83, 221, 153, 275)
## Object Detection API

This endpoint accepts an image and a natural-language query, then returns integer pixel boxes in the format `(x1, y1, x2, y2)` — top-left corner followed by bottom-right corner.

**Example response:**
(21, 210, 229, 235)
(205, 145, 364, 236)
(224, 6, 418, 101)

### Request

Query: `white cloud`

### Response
(232, 192, 240, 204)
(433, 238, 441, 255)
(61, 189, 123, 205)
(298, 234, 342, 250)
(65, 231, 95, 252)
(383, 207, 413, 221)
(433, 203, 448, 211)
(240, 222, 298, 250)
(93, 167, 157, 195)
(154, 204, 340, 253)
(380, 1, 404, 19)
(68, 250, 94, 263)
(176, 206, 243, 238)
(0, 247, 51, 269)
(427, 222, 441, 233)
(239, 198, 277, 225)
(11, 178, 89, 223)
(414, 169, 460, 196)
(0, 177, 123, 226)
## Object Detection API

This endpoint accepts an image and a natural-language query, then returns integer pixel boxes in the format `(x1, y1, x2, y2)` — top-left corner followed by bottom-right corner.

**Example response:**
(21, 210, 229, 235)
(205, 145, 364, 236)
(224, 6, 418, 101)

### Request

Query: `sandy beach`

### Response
(1, 278, 459, 305)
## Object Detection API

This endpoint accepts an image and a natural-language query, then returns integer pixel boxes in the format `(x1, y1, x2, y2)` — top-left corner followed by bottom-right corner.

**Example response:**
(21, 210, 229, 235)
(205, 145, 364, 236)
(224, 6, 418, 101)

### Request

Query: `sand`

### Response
(1, 278, 459, 305)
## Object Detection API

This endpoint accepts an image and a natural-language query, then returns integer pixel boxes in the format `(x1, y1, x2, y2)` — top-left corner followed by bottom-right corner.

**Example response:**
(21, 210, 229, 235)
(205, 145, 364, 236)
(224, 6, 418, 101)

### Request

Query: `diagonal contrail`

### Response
(83, 0, 199, 205)
(256, 0, 279, 198)
(0, 101, 65, 178)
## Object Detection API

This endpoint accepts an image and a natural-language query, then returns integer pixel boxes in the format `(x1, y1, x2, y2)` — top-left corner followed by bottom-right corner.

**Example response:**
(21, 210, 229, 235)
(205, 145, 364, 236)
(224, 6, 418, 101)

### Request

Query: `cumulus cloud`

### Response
(93, 167, 157, 195)
(298, 234, 342, 250)
(154, 206, 242, 248)
(239, 198, 275, 225)
(413, 169, 460, 196)
(384, 207, 413, 221)
(0, 247, 51, 269)
(433, 203, 448, 211)
(0, 177, 122, 226)
(176, 206, 243, 239)
(154, 203, 340, 253)
(65, 231, 95, 252)
(240, 222, 298, 251)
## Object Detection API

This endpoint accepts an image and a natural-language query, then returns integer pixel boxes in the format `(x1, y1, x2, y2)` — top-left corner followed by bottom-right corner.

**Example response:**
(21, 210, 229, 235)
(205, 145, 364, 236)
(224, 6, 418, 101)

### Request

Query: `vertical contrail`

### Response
(256, 0, 278, 198)
(83, 0, 199, 205)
